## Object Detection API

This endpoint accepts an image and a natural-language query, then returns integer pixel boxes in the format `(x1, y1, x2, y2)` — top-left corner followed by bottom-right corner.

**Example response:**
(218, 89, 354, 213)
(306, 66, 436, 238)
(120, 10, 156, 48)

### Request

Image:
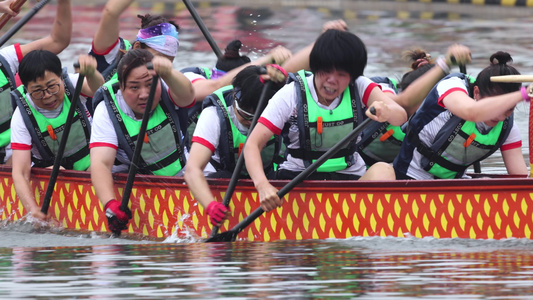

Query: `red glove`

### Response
(104, 199, 132, 234)
(206, 201, 228, 226)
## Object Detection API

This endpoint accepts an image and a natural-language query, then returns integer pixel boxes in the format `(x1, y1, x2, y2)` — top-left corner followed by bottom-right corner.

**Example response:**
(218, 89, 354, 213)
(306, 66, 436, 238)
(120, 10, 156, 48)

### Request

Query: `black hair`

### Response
(474, 51, 521, 97)
(215, 40, 251, 72)
(309, 29, 367, 81)
(399, 48, 434, 91)
(137, 14, 179, 30)
(117, 49, 154, 87)
(18, 50, 62, 86)
(232, 65, 280, 113)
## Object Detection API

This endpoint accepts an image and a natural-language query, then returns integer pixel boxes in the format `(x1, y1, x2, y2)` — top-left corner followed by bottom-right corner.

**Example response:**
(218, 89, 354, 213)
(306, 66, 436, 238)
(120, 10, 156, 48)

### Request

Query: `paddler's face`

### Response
(27, 71, 65, 111)
(313, 69, 351, 103)
(121, 65, 162, 119)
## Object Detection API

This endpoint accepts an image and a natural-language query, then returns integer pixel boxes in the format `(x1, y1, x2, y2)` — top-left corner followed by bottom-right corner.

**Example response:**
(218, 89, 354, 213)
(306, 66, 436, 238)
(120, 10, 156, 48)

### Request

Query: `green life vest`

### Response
(409, 115, 512, 179)
(12, 69, 91, 170)
(96, 78, 186, 176)
(287, 70, 362, 172)
(202, 85, 280, 175)
(0, 55, 18, 155)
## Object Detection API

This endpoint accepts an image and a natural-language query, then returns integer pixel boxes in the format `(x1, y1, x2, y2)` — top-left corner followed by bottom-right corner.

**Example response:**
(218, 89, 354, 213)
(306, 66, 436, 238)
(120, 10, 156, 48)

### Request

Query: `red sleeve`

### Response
(191, 136, 215, 153)
(362, 82, 379, 107)
(258, 117, 281, 135)
(89, 142, 118, 150)
(14, 43, 23, 63)
(10, 142, 31, 150)
(500, 140, 522, 152)
(91, 39, 119, 55)
(437, 87, 467, 108)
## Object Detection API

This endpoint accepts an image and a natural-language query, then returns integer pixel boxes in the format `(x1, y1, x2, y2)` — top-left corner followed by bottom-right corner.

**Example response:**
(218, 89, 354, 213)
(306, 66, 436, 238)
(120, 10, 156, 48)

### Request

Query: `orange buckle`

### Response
(47, 125, 57, 140)
(379, 128, 395, 142)
(238, 143, 244, 156)
(144, 132, 149, 143)
(463, 133, 476, 147)
(317, 116, 323, 135)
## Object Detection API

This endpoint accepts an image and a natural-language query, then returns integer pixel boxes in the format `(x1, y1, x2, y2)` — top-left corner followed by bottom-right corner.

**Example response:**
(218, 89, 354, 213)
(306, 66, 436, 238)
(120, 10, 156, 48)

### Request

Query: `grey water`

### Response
(1, 1, 533, 298)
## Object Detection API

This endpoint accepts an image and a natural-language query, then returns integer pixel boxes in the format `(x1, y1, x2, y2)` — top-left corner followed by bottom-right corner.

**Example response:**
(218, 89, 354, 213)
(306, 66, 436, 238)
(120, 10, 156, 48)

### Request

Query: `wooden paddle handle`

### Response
(0, 0, 27, 30)
(490, 75, 533, 83)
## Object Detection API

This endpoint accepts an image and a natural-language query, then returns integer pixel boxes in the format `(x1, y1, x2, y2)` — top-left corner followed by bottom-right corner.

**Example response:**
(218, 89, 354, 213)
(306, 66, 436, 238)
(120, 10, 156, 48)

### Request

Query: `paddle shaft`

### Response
(221, 111, 377, 239)
(182, 0, 223, 59)
(41, 65, 84, 214)
(491, 75, 533, 83)
(458, 63, 481, 173)
(209, 80, 272, 237)
(120, 64, 159, 211)
(0, 0, 49, 48)
(0, 0, 26, 31)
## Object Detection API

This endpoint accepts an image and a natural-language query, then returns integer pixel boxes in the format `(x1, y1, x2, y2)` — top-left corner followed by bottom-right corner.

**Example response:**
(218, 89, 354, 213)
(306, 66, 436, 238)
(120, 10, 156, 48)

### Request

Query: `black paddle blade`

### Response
(204, 230, 238, 242)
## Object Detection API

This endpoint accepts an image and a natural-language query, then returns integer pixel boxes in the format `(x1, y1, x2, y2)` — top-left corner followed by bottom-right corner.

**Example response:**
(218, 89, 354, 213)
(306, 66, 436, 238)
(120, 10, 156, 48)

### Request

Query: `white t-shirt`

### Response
(404, 76, 522, 180)
(191, 104, 249, 175)
(10, 73, 92, 160)
(89, 83, 189, 173)
(258, 74, 379, 176)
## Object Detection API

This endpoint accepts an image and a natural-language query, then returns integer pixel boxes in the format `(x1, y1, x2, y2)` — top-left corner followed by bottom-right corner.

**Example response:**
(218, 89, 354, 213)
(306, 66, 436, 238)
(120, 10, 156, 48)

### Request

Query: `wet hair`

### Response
(399, 48, 435, 91)
(232, 65, 280, 113)
(215, 40, 251, 72)
(474, 51, 521, 97)
(18, 50, 62, 86)
(309, 29, 367, 81)
(117, 49, 154, 87)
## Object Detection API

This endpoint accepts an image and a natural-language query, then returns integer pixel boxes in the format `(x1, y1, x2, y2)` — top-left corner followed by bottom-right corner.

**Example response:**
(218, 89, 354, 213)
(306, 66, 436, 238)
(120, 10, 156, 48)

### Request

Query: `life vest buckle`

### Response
(47, 125, 57, 141)
(379, 128, 395, 142)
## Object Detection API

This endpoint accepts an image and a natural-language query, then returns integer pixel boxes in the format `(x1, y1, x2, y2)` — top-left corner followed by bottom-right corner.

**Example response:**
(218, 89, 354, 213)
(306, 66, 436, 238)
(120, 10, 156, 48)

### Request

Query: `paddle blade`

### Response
(204, 230, 238, 242)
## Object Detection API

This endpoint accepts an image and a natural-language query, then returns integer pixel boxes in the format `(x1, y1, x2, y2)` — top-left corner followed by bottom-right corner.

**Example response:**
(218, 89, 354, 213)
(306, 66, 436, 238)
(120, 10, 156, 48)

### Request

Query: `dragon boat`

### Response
(0, 165, 532, 242)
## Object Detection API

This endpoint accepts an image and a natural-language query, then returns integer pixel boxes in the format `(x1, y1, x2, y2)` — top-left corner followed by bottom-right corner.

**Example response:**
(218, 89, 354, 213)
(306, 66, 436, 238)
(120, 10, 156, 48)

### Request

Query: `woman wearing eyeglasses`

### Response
(184, 65, 287, 226)
(10, 50, 104, 221)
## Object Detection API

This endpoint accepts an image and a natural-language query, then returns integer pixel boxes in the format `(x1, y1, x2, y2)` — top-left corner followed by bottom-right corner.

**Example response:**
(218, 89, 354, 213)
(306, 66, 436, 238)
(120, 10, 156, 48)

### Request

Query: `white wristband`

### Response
(436, 57, 450, 75)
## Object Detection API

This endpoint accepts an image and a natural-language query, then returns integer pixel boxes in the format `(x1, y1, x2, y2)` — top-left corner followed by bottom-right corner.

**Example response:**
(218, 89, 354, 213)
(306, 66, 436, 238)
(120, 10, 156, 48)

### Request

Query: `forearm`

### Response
(184, 166, 216, 209)
(83, 72, 105, 97)
(48, 0, 72, 53)
(165, 70, 195, 107)
(395, 66, 447, 116)
(244, 141, 270, 190)
(92, 0, 132, 52)
(91, 162, 116, 206)
(13, 172, 39, 213)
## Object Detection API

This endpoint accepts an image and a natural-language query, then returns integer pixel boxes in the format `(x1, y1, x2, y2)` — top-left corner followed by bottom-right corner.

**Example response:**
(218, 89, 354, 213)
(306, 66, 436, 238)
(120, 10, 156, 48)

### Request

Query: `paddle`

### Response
(209, 75, 271, 238)
(0, 0, 26, 31)
(452, 61, 481, 174)
(205, 107, 377, 243)
(113, 62, 159, 236)
(182, 0, 223, 59)
(0, 0, 50, 48)
(40, 62, 84, 215)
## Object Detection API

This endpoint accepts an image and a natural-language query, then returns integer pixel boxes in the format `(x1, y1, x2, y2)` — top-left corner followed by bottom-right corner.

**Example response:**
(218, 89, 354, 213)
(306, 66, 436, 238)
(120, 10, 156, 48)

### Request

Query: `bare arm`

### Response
(12, 149, 47, 220)
(501, 147, 528, 175)
(19, 0, 72, 56)
(243, 123, 281, 212)
(92, 0, 133, 53)
(183, 142, 216, 209)
(394, 44, 472, 116)
(90, 147, 118, 207)
(77, 54, 104, 97)
(192, 46, 292, 101)
(442, 90, 522, 123)
(366, 87, 408, 126)
(152, 56, 195, 107)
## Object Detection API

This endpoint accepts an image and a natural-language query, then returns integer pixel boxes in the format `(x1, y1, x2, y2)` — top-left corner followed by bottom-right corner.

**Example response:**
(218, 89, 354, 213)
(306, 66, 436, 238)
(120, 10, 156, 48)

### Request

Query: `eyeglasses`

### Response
(29, 83, 61, 100)
(233, 92, 255, 121)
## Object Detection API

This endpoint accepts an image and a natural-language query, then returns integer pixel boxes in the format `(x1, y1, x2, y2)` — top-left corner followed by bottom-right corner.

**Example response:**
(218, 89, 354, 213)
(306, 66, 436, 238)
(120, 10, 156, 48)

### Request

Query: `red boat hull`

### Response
(1, 166, 532, 241)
